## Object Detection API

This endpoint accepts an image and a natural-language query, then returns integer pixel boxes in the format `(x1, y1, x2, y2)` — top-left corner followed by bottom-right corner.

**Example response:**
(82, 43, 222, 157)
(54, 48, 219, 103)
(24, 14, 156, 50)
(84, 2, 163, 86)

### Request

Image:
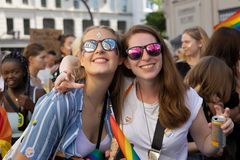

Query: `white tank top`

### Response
(7, 112, 23, 138)
(76, 128, 111, 157)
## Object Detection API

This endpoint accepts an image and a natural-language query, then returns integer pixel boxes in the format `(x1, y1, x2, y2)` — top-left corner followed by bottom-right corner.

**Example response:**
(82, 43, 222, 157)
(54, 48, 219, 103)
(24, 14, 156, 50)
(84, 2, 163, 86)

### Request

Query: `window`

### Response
(73, 0, 80, 9)
(64, 19, 74, 34)
(117, 21, 126, 33)
(6, 18, 13, 35)
(6, 0, 12, 4)
(55, 0, 61, 8)
(23, 0, 28, 4)
(43, 18, 55, 29)
(82, 20, 93, 32)
(120, 0, 127, 12)
(23, 19, 30, 35)
(100, 20, 109, 27)
(146, 1, 154, 9)
(41, 0, 46, 7)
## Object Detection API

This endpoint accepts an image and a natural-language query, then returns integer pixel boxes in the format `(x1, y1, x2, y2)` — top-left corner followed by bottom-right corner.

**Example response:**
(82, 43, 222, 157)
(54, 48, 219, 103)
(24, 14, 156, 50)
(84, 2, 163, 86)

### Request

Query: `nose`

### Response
(141, 49, 150, 60)
(95, 42, 104, 54)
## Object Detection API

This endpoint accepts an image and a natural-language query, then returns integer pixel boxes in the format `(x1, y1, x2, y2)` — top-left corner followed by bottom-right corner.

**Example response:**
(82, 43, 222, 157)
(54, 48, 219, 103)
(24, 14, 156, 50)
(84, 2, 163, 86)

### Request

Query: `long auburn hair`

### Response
(122, 25, 190, 129)
(77, 26, 124, 123)
(185, 56, 233, 103)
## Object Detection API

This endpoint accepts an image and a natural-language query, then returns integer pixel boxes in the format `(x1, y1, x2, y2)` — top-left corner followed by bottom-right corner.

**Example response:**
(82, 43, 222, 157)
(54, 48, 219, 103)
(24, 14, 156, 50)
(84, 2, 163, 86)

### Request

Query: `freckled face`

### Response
(124, 33, 162, 82)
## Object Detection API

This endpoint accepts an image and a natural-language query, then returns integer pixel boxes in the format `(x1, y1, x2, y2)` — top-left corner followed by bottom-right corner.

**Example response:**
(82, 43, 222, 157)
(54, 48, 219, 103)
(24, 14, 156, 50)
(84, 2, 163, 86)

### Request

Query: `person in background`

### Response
(23, 43, 47, 89)
(185, 56, 235, 160)
(176, 26, 209, 77)
(1, 52, 46, 144)
(59, 34, 76, 57)
(203, 27, 240, 159)
(38, 50, 59, 92)
(51, 34, 76, 83)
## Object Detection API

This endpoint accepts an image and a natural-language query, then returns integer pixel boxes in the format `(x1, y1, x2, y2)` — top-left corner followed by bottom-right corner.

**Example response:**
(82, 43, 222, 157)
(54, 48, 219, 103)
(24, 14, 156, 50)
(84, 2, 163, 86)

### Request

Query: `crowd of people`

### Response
(0, 24, 239, 160)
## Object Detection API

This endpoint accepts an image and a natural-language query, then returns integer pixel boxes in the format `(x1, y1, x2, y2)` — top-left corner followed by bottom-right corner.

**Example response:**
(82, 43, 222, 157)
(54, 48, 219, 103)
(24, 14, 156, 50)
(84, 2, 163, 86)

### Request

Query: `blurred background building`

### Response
(163, 0, 240, 40)
(0, 0, 158, 52)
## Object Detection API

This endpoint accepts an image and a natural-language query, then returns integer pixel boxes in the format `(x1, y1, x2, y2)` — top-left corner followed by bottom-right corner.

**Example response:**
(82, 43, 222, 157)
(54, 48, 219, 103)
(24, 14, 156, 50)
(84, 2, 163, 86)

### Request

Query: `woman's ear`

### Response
(123, 59, 131, 69)
(28, 56, 34, 64)
(80, 56, 85, 67)
(198, 40, 203, 48)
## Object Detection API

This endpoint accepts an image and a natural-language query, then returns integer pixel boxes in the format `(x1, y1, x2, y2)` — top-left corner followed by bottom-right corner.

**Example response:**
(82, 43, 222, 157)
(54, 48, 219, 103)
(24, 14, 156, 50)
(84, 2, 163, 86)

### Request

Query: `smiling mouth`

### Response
(140, 63, 155, 69)
(92, 58, 109, 63)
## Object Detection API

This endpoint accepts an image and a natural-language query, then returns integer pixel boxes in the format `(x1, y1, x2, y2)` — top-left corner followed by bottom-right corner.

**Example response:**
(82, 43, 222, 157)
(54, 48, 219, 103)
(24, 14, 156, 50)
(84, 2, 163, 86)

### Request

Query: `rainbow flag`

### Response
(214, 10, 240, 30)
(109, 115, 140, 160)
(85, 149, 105, 160)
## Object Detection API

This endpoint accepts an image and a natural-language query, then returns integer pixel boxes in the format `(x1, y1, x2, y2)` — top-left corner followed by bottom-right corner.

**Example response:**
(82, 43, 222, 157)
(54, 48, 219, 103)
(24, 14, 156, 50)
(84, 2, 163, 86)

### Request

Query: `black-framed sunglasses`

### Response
(82, 38, 117, 53)
(126, 43, 161, 60)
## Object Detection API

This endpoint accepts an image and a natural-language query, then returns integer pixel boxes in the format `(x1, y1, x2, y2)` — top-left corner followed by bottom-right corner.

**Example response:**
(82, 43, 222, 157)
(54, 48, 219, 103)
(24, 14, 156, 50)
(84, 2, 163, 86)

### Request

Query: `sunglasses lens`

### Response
(83, 40, 97, 52)
(146, 43, 161, 56)
(127, 47, 142, 60)
(102, 38, 117, 51)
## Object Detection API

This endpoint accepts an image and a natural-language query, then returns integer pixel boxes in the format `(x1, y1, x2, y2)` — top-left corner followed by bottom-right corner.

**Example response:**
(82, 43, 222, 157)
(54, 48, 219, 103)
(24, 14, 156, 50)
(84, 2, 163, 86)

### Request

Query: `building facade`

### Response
(0, 0, 157, 50)
(163, 0, 240, 40)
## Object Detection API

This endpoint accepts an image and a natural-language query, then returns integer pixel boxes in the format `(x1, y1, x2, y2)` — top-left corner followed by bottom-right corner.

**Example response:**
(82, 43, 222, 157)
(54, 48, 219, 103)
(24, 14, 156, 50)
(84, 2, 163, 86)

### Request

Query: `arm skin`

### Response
(190, 105, 234, 157)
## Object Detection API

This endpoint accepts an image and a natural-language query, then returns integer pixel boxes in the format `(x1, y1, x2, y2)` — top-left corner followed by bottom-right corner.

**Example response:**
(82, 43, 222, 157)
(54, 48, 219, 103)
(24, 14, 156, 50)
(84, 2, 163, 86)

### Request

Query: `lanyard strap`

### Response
(96, 93, 108, 149)
(151, 119, 165, 151)
(3, 90, 19, 112)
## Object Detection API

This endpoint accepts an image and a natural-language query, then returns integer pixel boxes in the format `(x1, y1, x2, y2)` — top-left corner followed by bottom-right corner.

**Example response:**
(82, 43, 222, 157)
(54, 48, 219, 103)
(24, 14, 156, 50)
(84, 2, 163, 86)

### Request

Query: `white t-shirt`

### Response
(121, 80, 202, 160)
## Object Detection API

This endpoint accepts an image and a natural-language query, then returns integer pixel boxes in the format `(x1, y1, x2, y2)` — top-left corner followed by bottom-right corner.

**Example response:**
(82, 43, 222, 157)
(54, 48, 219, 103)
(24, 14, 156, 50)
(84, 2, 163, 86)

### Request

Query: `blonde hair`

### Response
(78, 25, 124, 123)
(183, 26, 209, 57)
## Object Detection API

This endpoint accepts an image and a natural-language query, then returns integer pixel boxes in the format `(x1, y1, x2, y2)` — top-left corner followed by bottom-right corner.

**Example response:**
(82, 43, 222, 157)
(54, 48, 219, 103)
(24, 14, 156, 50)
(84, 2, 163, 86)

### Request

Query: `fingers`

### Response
(221, 117, 234, 135)
(208, 122, 212, 129)
(214, 104, 224, 116)
(105, 150, 111, 158)
(55, 82, 84, 93)
(223, 107, 230, 118)
(54, 72, 67, 88)
(65, 72, 75, 82)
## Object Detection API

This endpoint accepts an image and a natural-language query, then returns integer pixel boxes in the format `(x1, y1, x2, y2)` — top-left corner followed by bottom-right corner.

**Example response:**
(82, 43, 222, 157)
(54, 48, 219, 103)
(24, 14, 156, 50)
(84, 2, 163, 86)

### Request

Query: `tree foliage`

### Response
(145, 11, 166, 35)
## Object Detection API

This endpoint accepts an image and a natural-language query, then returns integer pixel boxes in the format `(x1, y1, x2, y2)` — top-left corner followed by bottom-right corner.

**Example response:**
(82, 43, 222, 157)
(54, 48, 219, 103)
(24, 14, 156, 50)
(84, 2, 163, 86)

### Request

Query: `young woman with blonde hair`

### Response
(11, 26, 124, 159)
(176, 26, 209, 77)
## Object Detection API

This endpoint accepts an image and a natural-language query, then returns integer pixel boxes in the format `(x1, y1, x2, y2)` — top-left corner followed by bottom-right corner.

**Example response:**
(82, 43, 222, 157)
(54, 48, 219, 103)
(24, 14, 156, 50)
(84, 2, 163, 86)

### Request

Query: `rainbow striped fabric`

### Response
(109, 115, 140, 160)
(85, 149, 105, 160)
(214, 10, 240, 30)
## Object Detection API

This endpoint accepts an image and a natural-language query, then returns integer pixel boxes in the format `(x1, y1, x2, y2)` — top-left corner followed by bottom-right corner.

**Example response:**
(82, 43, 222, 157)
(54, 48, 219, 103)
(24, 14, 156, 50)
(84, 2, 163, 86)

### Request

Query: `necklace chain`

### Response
(137, 82, 152, 144)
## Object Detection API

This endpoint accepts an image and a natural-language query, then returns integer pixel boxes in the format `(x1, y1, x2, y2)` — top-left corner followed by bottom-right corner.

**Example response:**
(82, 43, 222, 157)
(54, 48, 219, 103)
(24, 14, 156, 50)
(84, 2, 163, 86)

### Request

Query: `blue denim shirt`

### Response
(20, 88, 113, 159)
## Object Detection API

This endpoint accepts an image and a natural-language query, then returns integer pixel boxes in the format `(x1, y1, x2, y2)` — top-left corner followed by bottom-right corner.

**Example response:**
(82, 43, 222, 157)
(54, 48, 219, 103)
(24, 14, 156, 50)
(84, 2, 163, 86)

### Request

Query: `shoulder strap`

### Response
(96, 93, 108, 149)
(151, 119, 165, 151)
(3, 91, 19, 112)
(32, 87, 37, 103)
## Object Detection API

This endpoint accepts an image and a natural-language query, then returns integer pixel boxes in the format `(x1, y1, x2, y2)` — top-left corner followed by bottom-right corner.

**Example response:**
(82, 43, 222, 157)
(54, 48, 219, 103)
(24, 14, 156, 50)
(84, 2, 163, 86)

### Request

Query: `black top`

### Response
(176, 61, 191, 78)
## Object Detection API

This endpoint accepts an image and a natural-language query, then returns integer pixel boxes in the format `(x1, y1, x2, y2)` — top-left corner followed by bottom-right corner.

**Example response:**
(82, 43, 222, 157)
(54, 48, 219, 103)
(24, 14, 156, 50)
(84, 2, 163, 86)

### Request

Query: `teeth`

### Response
(93, 58, 107, 62)
(140, 64, 154, 69)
